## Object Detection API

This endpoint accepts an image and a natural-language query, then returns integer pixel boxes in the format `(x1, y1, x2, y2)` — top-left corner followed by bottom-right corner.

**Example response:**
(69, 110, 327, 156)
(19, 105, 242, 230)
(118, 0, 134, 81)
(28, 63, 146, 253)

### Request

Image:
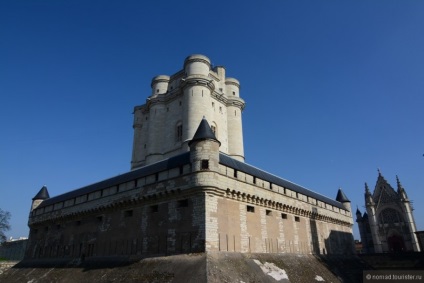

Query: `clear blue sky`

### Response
(1, 1, 423, 241)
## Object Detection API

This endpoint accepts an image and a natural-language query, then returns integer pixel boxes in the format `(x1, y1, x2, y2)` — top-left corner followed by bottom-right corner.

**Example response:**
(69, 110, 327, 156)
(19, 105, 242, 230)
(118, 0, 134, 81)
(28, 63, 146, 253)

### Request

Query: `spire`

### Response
(396, 175, 408, 199)
(188, 117, 221, 146)
(336, 188, 350, 203)
(365, 182, 371, 196)
(32, 185, 50, 200)
(396, 175, 403, 191)
(356, 207, 362, 218)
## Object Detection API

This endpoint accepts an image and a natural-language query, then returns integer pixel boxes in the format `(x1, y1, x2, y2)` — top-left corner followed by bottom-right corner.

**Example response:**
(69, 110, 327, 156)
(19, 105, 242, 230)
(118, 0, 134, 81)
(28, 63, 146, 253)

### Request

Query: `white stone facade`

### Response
(131, 55, 245, 169)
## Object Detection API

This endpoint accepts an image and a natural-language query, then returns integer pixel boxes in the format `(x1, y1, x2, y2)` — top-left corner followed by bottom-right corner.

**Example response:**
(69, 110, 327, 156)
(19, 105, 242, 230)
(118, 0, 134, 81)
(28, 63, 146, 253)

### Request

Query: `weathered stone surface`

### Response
(0, 252, 368, 283)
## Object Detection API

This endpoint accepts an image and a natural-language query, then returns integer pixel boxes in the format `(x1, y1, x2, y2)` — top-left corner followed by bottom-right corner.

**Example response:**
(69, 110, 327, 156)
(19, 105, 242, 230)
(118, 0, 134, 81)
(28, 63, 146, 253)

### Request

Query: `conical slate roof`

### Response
(188, 117, 220, 146)
(336, 188, 350, 203)
(32, 185, 50, 200)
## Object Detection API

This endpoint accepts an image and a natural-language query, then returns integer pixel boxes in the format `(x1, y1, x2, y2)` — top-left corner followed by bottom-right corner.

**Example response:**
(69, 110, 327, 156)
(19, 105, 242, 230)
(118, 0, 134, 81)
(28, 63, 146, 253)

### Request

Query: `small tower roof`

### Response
(336, 188, 350, 203)
(32, 185, 50, 200)
(188, 117, 221, 146)
(356, 207, 362, 216)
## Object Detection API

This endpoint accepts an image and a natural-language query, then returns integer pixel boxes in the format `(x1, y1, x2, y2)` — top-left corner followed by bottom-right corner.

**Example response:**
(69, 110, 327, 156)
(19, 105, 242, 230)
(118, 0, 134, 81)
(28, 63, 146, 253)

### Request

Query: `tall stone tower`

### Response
(131, 55, 245, 169)
(356, 171, 420, 253)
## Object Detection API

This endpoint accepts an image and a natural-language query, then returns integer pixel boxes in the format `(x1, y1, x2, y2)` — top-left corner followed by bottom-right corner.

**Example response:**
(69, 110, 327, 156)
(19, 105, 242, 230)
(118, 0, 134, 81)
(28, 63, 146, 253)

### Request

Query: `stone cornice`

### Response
(224, 188, 352, 227)
(180, 76, 215, 91)
(184, 57, 211, 68)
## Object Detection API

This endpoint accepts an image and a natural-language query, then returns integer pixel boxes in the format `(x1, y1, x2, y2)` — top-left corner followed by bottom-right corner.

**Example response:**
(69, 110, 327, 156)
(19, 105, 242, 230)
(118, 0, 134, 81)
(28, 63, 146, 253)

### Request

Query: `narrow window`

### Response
(253, 176, 256, 184)
(176, 124, 183, 142)
(179, 166, 184, 175)
(76, 220, 81, 226)
(247, 205, 255, 213)
(281, 213, 287, 219)
(201, 159, 209, 170)
(155, 173, 159, 182)
(150, 205, 159, 213)
(178, 199, 189, 208)
(97, 216, 103, 222)
(266, 210, 272, 216)
(295, 216, 300, 222)
(233, 91, 236, 95)
(124, 210, 133, 217)
(234, 170, 238, 178)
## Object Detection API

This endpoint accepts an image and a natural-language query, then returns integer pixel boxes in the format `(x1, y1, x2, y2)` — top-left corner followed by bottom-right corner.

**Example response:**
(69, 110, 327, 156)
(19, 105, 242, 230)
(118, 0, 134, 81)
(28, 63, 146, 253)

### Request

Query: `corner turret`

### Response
(31, 185, 49, 211)
(336, 188, 351, 212)
(189, 117, 220, 172)
(151, 75, 170, 97)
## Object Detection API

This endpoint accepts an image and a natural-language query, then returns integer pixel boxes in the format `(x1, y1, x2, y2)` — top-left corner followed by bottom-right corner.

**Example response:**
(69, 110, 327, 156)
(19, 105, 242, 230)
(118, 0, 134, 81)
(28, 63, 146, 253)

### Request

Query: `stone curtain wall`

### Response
(0, 240, 27, 260)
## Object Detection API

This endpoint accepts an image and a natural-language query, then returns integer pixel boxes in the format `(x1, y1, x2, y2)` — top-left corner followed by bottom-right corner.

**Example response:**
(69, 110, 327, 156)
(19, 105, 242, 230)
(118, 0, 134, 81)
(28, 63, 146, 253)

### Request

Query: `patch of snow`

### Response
(253, 259, 289, 281)
(315, 275, 325, 281)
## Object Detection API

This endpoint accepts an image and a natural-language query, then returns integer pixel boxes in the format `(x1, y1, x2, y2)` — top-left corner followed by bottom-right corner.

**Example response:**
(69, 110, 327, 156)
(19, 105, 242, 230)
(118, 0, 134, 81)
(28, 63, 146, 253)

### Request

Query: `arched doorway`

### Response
(387, 231, 405, 252)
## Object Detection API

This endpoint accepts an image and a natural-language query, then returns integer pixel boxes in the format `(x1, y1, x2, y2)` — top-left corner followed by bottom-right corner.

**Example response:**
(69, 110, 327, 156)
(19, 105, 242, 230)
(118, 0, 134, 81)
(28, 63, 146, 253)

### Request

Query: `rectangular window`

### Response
(281, 213, 287, 219)
(201, 159, 209, 170)
(179, 166, 184, 175)
(295, 216, 300, 222)
(253, 176, 256, 184)
(234, 170, 238, 178)
(266, 210, 272, 216)
(178, 199, 189, 208)
(124, 210, 133, 217)
(97, 216, 103, 222)
(150, 205, 159, 213)
(247, 205, 255, 213)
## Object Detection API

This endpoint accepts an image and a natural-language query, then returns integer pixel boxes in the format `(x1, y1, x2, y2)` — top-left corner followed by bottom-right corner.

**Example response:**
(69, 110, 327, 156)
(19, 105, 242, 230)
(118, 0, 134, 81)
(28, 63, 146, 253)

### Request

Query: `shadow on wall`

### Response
(310, 209, 320, 255)
(310, 208, 354, 255)
(325, 230, 355, 255)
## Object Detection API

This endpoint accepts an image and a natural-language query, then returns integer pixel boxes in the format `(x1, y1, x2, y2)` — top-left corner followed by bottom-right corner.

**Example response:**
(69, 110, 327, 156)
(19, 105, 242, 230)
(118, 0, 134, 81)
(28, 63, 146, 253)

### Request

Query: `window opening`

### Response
(201, 159, 209, 170)
(247, 205, 255, 213)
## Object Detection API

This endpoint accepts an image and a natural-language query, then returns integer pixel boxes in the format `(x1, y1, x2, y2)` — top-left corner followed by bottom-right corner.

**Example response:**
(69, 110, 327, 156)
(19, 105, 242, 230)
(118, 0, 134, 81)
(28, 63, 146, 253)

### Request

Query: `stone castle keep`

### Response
(26, 55, 354, 260)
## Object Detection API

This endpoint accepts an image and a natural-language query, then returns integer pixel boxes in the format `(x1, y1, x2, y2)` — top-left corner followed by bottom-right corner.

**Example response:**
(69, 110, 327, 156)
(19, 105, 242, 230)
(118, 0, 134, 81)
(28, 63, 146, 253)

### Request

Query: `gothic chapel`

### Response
(356, 171, 420, 253)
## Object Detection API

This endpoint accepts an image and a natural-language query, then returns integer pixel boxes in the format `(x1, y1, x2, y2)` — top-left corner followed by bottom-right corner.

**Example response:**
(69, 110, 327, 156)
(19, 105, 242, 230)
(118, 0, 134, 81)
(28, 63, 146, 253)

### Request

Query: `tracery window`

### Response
(379, 208, 403, 225)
